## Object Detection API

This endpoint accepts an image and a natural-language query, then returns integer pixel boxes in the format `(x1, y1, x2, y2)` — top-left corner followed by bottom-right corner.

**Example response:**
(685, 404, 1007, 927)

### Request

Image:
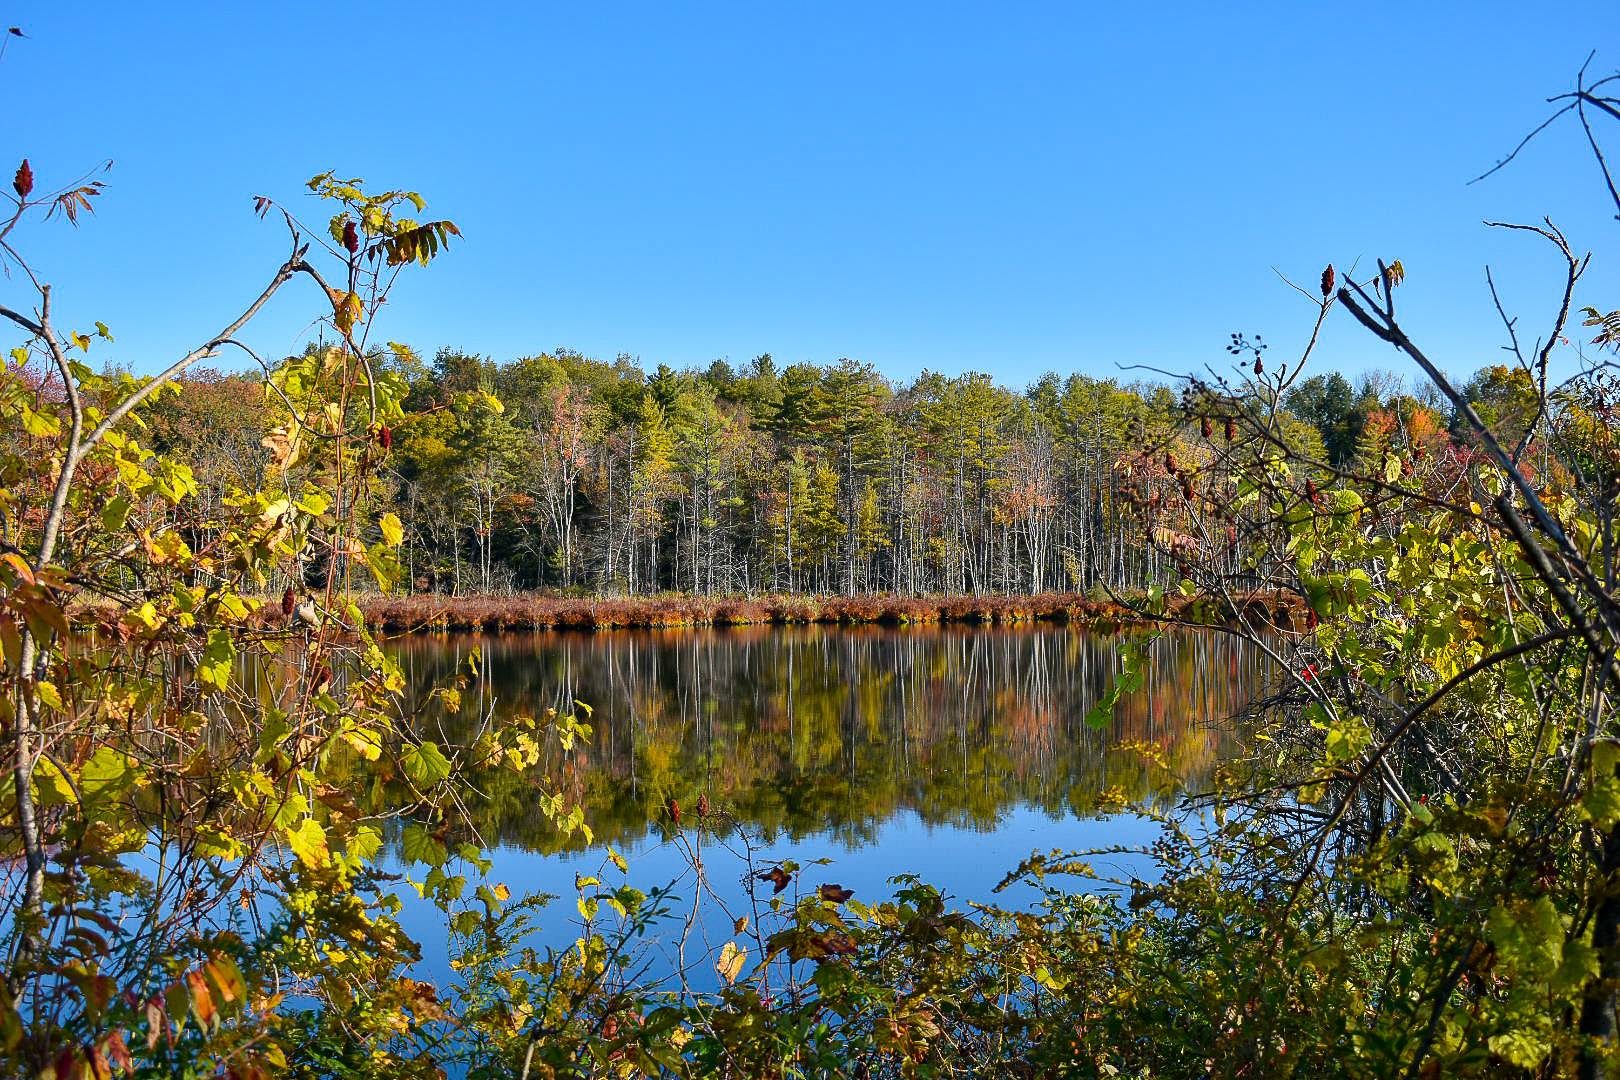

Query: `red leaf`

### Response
(13, 159, 32, 199)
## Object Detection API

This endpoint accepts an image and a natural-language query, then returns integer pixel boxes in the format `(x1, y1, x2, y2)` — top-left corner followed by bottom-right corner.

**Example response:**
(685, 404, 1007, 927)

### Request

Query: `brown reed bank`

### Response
(350, 591, 1305, 635)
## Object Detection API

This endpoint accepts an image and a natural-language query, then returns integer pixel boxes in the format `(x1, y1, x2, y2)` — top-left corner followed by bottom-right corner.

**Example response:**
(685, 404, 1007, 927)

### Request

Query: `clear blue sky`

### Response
(5, 2, 1619, 389)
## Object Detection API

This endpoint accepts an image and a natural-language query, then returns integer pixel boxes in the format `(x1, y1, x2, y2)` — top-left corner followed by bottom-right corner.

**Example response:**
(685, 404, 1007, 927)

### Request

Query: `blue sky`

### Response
(5, 2, 1619, 390)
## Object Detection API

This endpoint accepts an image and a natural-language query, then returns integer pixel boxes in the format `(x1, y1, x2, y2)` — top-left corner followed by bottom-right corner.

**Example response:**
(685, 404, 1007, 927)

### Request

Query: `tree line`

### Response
(140, 344, 1543, 598)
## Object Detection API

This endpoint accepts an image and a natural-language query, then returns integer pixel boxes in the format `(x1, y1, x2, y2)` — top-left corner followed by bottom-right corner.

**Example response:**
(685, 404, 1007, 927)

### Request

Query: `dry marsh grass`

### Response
(352, 591, 1305, 635)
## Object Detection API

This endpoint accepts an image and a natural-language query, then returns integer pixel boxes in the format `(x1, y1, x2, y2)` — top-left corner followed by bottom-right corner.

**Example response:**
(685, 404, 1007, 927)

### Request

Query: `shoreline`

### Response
(355, 591, 1305, 635)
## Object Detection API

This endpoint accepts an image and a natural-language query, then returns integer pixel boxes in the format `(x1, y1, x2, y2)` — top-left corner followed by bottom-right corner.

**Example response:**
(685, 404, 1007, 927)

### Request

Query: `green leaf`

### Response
(80, 746, 142, 806)
(346, 824, 383, 862)
(401, 740, 453, 788)
(100, 496, 131, 532)
(401, 825, 446, 867)
(197, 629, 235, 692)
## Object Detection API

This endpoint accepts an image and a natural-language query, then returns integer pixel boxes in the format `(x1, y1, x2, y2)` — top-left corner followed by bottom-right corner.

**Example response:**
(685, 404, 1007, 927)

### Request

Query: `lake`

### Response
(378, 625, 1269, 980)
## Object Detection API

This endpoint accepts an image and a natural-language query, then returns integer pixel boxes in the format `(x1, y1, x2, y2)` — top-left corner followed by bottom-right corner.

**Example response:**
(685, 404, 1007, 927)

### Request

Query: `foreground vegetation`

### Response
(5, 56, 1620, 1080)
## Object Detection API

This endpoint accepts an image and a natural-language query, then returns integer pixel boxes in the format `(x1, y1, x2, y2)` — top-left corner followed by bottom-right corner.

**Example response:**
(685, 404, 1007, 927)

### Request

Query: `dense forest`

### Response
(138, 346, 1539, 598)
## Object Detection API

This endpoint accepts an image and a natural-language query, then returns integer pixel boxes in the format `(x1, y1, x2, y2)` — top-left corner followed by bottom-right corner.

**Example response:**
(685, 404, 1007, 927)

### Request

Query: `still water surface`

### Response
(382, 626, 1267, 942)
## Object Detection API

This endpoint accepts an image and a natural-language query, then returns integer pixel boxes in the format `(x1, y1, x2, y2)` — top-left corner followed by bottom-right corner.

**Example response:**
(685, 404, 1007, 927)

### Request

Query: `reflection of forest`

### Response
(387, 627, 1266, 853)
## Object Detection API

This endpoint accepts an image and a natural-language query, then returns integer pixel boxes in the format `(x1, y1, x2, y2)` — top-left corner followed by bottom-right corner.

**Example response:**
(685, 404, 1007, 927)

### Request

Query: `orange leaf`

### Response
(184, 969, 217, 1028)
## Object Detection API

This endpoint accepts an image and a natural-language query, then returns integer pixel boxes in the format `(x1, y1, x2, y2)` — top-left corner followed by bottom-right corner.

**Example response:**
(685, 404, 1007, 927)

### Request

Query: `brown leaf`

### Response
(144, 996, 165, 1051)
(13, 159, 32, 199)
(818, 883, 854, 903)
(260, 426, 298, 470)
(823, 932, 857, 956)
(103, 1031, 132, 1074)
(47, 183, 103, 225)
(757, 866, 791, 894)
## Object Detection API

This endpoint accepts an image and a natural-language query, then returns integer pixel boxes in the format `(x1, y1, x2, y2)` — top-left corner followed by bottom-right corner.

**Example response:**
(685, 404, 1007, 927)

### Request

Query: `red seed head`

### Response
(378, 426, 392, 450)
(1252, 355, 1264, 376)
(281, 587, 296, 616)
(1200, 416, 1213, 439)
(666, 797, 680, 823)
(342, 219, 359, 254)
(1321, 264, 1335, 298)
(1224, 418, 1236, 441)
(13, 159, 32, 200)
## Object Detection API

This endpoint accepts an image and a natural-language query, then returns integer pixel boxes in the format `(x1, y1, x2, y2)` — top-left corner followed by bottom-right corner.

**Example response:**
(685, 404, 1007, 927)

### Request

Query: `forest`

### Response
(136, 341, 1537, 601)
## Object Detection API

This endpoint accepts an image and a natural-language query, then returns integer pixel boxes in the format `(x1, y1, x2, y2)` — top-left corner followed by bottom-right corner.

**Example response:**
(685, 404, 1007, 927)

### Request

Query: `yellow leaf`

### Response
(338, 725, 382, 761)
(329, 289, 362, 335)
(379, 512, 404, 549)
(285, 817, 329, 867)
(716, 941, 747, 984)
(34, 680, 62, 711)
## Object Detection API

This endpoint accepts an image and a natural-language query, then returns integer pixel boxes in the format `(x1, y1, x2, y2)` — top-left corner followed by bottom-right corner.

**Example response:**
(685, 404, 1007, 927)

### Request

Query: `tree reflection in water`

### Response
(382, 626, 1267, 856)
